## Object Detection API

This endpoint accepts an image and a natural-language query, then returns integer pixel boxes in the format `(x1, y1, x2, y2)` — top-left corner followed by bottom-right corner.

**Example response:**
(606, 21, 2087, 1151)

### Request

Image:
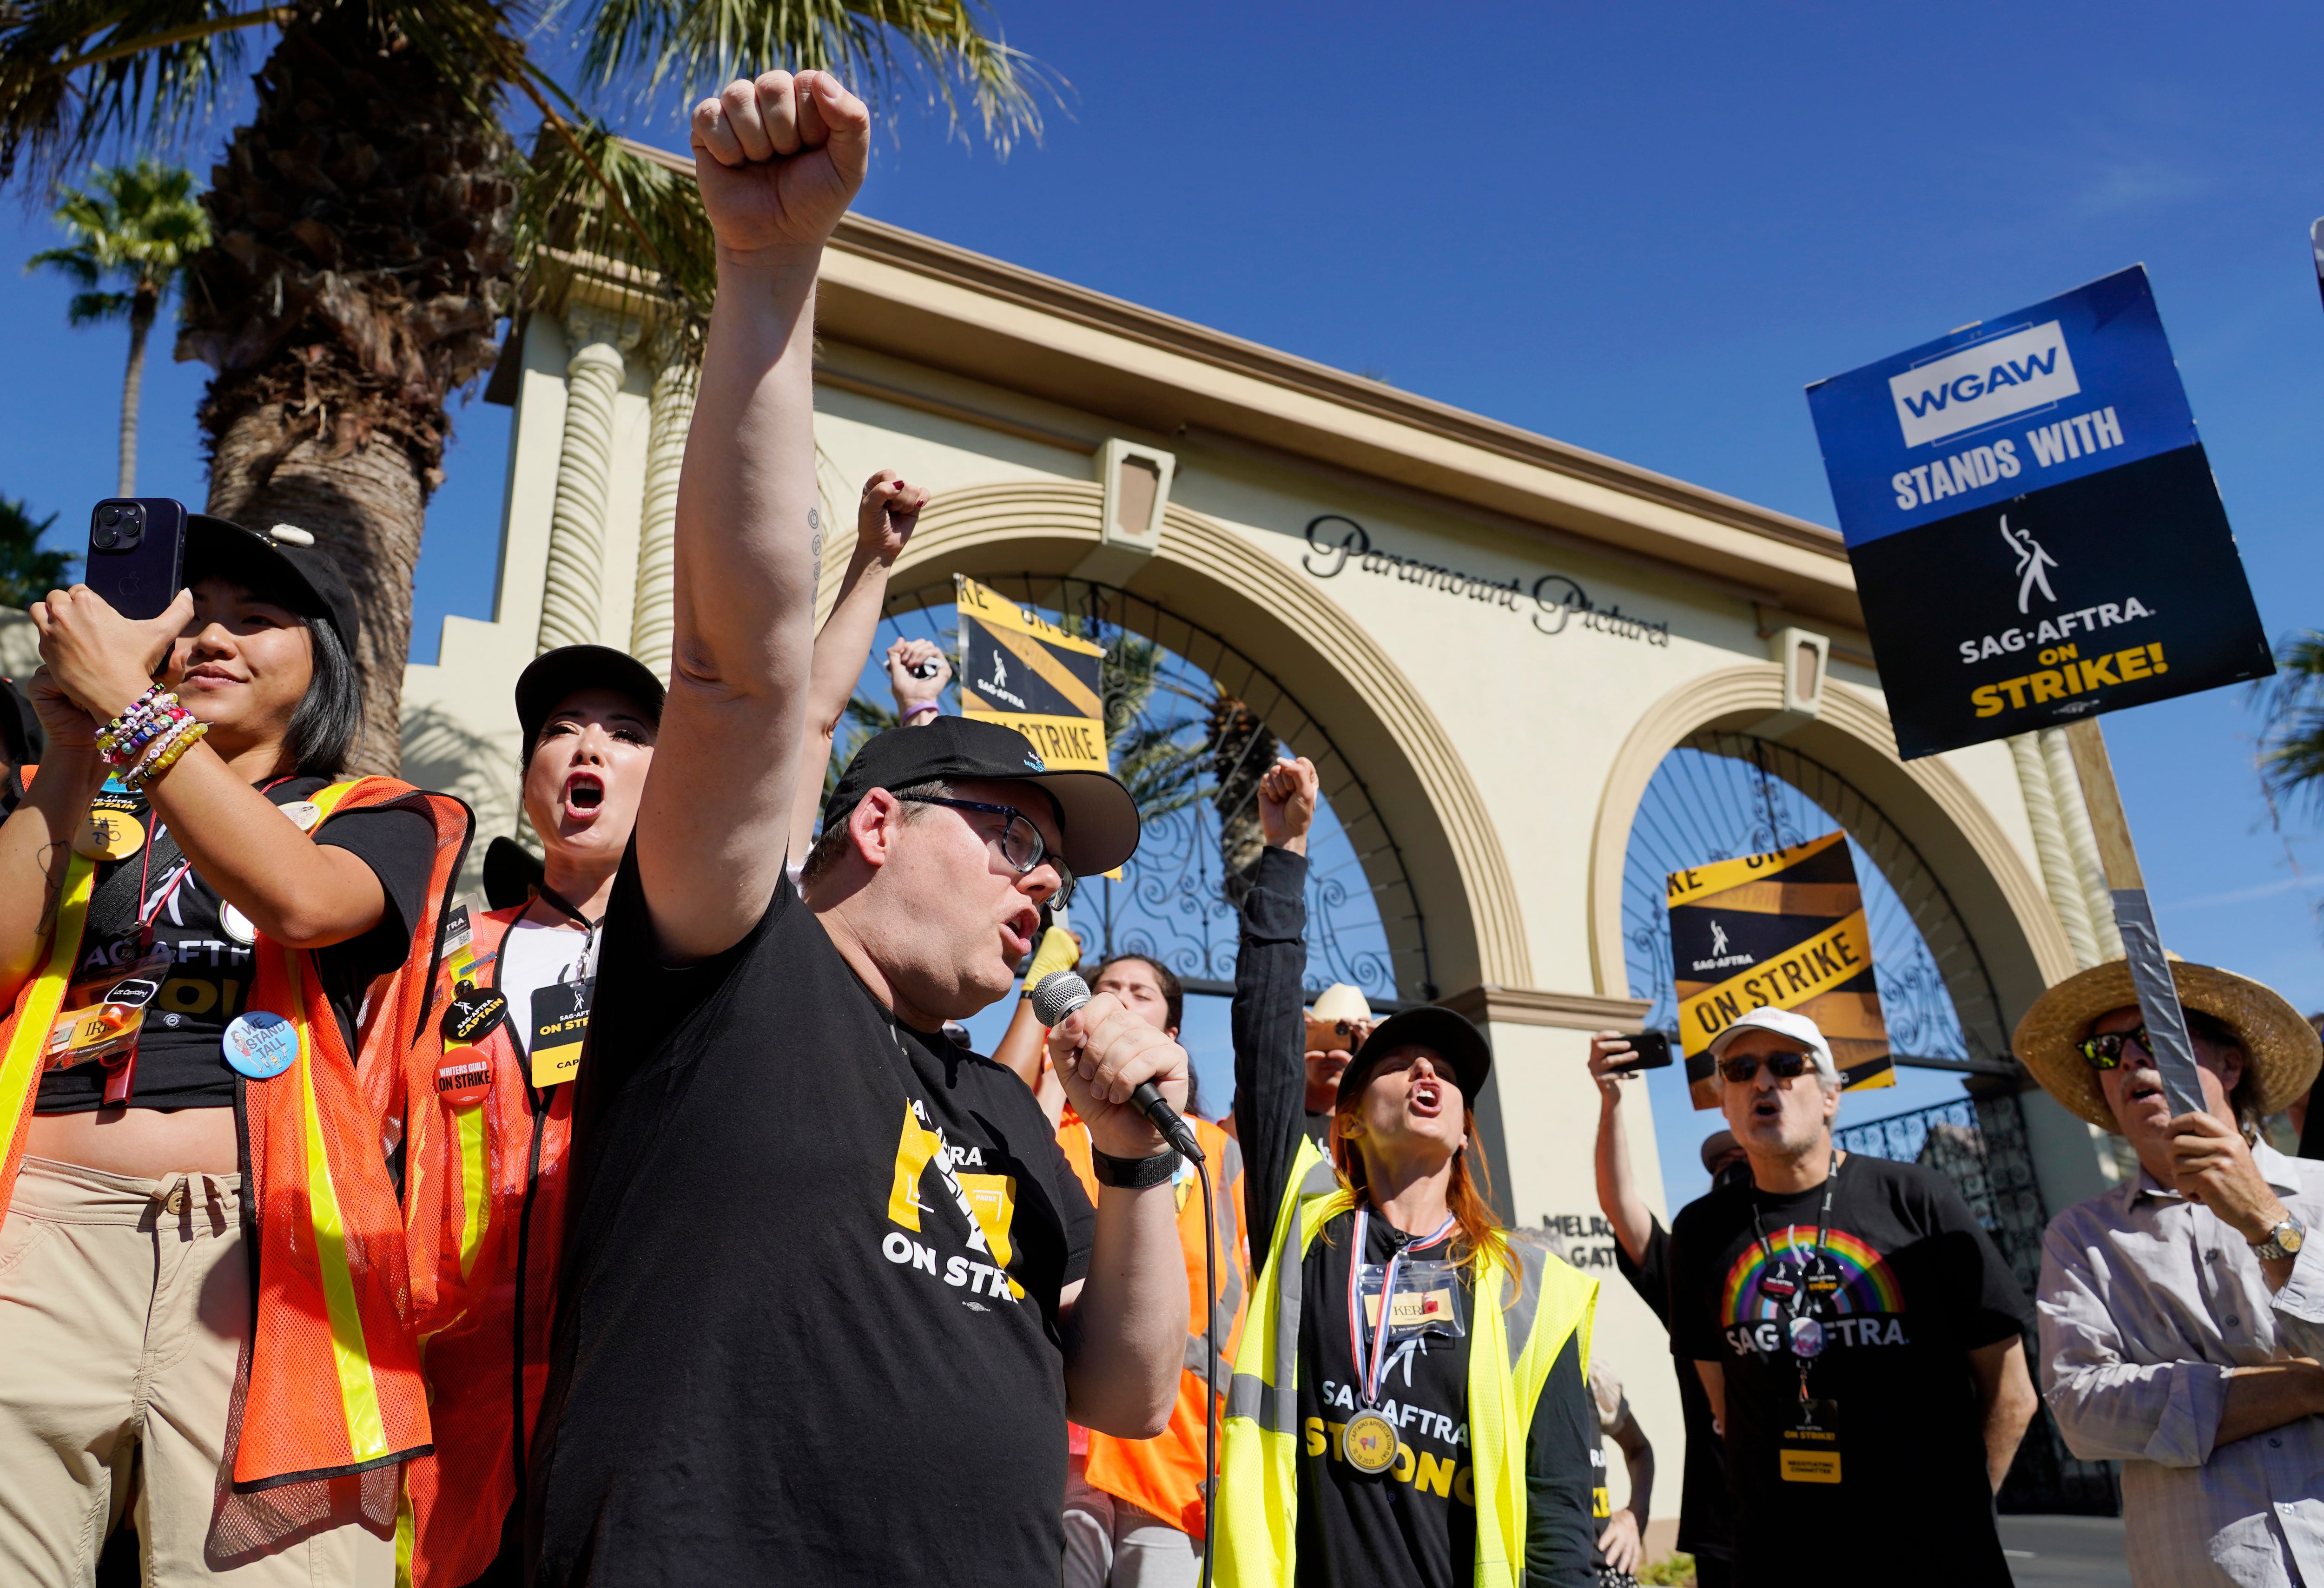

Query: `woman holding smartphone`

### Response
(0, 516, 466, 1585)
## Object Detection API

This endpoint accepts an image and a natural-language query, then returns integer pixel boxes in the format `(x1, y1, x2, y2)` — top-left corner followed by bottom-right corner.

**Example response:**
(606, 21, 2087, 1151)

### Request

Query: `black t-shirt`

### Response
(1615, 1218, 1731, 1564)
(1289, 1209, 1593, 1588)
(1669, 1153, 2034, 1582)
(35, 776, 437, 1113)
(531, 850, 1097, 1586)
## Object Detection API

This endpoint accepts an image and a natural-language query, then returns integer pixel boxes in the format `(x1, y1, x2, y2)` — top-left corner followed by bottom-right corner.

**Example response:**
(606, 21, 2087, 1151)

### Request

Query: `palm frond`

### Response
(0, 2, 281, 188)
(66, 288, 133, 323)
(0, 495, 75, 606)
(513, 120, 714, 356)
(24, 242, 101, 285)
(565, 0, 1054, 153)
(2257, 631, 2324, 818)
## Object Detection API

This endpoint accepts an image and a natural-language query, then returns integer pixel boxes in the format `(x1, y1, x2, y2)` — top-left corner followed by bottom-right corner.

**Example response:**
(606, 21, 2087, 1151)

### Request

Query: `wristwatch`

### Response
(2252, 1215, 2307, 1262)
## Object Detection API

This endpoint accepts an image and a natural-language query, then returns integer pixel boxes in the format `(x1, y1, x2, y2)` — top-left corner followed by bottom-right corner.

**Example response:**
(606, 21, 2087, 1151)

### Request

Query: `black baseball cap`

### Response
(483, 835, 546, 912)
(185, 515, 359, 650)
(1337, 1006, 1493, 1109)
(822, 716, 1141, 876)
(515, 646, 666, 756)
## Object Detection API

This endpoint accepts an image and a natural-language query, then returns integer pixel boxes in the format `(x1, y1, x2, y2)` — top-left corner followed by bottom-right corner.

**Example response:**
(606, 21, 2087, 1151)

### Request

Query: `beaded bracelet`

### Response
(121, 714, 194, 783)
(125, 719, 206, 789)
(97, 688, 185, 765)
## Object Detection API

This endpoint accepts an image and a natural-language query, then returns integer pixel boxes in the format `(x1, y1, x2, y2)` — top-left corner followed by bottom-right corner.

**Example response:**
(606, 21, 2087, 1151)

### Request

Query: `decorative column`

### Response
(2008, 732, 2101, 969)
(535, 305, 634, 656)
(629, 323, 696, 680)
(2039, 726, 2125, 961)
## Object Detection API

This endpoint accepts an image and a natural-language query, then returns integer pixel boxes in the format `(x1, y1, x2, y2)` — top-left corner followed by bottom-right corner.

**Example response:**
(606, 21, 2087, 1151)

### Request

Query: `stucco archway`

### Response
(1585, 665, 2075, 1035)
(826, 479, 1530, 1001)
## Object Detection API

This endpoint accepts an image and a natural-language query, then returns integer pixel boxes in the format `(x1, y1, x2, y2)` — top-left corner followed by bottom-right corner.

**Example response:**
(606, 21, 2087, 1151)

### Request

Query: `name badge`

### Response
(1779, 1397, 1842, 1484)
(529, 978, 594, 1089)
(1359, 1258, 1466, 1339)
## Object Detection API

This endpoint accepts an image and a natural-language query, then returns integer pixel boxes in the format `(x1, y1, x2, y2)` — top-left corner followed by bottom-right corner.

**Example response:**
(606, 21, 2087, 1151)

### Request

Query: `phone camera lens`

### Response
(92, 526, 119, 549)
(99, 507, 119, 527)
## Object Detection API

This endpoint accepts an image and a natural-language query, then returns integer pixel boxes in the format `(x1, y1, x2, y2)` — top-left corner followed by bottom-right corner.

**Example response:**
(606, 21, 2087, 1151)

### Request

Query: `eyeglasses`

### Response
(1716, 1049, 1814, 1084)
(2076, 1027, 2149, 1070)
(896, 795, 1075, 904)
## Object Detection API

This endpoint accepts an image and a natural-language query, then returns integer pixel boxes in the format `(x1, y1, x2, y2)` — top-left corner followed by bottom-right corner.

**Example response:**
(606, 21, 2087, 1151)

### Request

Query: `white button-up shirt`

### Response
(2039, 1141, 2324, 1587)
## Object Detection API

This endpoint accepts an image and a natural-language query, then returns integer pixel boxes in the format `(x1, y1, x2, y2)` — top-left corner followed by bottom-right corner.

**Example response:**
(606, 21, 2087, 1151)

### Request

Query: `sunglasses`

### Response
(1716, 1049, 1815, 1084)
(895, 795, 1076, 905)
(2075, 1028, 2149, 1070)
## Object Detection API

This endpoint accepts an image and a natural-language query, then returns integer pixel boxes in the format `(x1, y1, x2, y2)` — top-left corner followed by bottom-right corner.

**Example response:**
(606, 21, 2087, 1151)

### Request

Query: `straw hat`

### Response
(2012, 957, 2322, 1132)
(1309, 985, 1373, 1027)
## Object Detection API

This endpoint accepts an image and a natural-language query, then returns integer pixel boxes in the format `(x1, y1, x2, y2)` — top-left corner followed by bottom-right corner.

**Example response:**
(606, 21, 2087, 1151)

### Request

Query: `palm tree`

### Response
(26, 158, 209, 498)
(0, 496, 75, 608)
(2258, 631, 2324, 817)
(0, 3, 1043, 776)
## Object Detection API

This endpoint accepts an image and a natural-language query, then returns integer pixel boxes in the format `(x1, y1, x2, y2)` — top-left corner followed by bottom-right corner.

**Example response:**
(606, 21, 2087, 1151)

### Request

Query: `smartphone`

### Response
(1604, 1030, 1674, 1074)
(85, 498, 187, 621)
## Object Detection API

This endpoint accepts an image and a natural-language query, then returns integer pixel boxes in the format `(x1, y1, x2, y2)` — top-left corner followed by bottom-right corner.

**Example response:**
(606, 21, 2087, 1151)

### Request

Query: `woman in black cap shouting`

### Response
(1215, 755, 1602, 1588)
(0, 516, 469, 1583)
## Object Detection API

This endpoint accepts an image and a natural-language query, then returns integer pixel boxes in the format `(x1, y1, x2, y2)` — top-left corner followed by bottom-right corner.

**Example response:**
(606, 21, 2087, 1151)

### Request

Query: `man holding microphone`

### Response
(527, 70, 1191, 1586)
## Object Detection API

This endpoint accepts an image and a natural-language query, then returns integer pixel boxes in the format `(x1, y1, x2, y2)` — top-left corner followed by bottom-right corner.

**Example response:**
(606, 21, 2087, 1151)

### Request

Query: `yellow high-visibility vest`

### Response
(1215, 1138, 1598, 1587)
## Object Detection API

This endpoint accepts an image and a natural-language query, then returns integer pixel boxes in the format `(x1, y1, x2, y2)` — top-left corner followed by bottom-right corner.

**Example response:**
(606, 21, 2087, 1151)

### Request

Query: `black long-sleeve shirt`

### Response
(1615, 1219, 1733, 1564)
(1230, 846, 1594, 1588)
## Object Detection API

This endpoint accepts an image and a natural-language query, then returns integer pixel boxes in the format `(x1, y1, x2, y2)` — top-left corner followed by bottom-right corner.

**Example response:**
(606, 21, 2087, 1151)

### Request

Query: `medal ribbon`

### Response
(1347, 1206, 1457, 1408)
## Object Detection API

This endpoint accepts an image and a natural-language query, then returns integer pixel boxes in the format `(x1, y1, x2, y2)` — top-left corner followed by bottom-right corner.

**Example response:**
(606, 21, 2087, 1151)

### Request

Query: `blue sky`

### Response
(1, 1, 2319, 1203)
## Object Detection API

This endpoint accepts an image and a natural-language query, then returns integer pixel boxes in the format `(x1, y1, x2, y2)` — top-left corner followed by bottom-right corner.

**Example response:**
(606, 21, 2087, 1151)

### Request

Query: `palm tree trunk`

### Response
(118, 297, 153, 498)
(175, 5, 514, 781)
(206, 408, 422, 779)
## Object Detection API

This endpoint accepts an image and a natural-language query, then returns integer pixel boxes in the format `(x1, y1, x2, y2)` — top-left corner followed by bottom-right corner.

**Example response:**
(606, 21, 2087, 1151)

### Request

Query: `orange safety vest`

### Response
(0, 777, 471, 1545)
(394, 903, 577, 1588)
(1059, 1110, 1249, 1539)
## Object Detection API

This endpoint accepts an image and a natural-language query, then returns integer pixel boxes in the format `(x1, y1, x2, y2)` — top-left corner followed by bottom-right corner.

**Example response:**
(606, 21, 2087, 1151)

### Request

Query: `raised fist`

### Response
(887, 638, 951, 719)
(1047, 990, 1191, 1160)
(859, 469, 928, 564)
(690, 70, 870, 258)
(1258, 756, 1319, 853)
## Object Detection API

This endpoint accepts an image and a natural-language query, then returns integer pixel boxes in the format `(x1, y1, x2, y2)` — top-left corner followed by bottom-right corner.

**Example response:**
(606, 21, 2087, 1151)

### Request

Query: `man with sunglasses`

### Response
(529, 72, 1190, 1587)
(1668, 1007, 2039, 1585)
(2017, 960, 2324, 1587)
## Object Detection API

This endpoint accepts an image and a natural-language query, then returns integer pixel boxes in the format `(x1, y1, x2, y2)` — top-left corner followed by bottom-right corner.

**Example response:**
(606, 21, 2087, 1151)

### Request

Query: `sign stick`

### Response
(2061, 718, 2208, 1118)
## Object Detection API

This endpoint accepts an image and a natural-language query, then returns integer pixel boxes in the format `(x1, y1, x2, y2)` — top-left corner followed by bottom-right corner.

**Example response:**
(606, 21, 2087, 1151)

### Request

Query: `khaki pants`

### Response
(0, 1156, 392, 1587)
(1062, 1453, 1203, 1588)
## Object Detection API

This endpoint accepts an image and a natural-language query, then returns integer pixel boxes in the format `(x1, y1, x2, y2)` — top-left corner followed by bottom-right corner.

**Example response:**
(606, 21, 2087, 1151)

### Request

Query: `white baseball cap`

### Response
(1705, 1007, 1840, 1087)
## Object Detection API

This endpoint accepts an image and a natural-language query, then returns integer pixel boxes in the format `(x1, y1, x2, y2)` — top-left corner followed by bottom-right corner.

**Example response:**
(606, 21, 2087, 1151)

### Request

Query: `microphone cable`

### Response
(1197, 1151, 1217, 1588)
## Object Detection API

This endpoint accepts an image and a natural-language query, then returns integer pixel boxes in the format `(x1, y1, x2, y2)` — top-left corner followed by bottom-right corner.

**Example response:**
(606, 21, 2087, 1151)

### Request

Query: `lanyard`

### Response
(1347, 1206, 1457, 1409)
(527, 881, 603, 982)
(1748, 1153, 1842, 1395)
(133, 774, 302, 941)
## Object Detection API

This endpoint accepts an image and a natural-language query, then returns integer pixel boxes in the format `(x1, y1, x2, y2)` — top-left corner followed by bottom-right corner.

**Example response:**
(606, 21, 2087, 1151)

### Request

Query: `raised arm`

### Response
(784, 471, 929, 860)
(1589, 1034, 1656, 1266)
(639, 70, 868, 963)
(1233, 757, 1317, 1268)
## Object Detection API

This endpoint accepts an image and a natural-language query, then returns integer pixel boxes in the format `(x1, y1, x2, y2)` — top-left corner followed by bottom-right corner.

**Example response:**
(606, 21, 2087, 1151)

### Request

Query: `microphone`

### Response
(1031, 970, 1204, 1164)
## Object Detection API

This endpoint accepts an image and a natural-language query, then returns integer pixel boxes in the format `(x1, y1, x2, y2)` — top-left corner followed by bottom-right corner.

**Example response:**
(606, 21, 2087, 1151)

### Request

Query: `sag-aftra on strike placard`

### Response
(1805, 265, 2272, 760)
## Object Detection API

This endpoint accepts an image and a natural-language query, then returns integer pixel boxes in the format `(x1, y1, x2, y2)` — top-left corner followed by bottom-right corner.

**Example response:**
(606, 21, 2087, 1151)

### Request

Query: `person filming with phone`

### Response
(1588, 1029, 1743, 1585)
(0, 512, 468, 1583)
